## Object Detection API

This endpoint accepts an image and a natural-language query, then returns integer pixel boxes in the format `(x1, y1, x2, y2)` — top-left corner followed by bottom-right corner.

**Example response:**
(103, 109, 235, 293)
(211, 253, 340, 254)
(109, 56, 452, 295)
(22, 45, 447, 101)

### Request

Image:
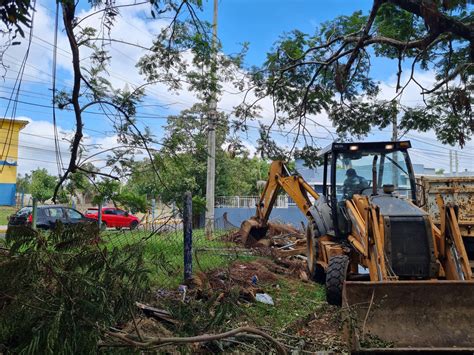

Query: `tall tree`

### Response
(16, 172, 31, 193)
(3, 0, 211, 202)
(126, 104, 269, 211)
(30, 168, 57, 203)
(236, 0, 473, 158)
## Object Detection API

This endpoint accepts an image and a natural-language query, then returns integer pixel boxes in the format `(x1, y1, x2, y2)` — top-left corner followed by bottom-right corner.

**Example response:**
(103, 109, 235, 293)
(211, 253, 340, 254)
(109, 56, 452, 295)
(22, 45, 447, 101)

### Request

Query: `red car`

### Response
(85, 207, 140, 230)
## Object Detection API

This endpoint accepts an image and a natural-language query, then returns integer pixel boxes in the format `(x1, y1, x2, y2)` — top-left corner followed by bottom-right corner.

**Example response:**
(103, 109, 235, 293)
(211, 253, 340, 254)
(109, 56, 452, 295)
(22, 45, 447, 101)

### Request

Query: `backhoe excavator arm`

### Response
(240, 160, 319, 245)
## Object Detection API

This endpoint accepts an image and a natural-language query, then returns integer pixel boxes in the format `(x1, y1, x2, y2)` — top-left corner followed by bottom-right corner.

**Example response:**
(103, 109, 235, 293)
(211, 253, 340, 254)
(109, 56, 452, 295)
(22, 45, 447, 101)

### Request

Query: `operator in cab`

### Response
(342, 168, 369, 198)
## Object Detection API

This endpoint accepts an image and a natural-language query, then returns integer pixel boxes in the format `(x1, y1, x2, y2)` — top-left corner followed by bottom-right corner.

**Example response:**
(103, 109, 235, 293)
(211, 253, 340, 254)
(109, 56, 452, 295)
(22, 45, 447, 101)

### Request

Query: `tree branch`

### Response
(343, 0, 383, 81)
(423, 62, 473, 94)
(78, 38, 151, 51)
(53, 2, 83, 202)
(104, 326, 287, 354)
(75, 1, 149, 28)
(388, 0, 474, 44)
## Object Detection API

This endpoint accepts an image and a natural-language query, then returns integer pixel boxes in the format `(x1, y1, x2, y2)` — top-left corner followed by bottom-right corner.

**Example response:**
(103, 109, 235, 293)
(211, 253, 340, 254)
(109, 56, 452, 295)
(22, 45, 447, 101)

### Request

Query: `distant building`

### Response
(443, 170, 474, 177)
(412, 164, 437, 176)
(0, 118, 28, 206)
(295, 159, 324, 193)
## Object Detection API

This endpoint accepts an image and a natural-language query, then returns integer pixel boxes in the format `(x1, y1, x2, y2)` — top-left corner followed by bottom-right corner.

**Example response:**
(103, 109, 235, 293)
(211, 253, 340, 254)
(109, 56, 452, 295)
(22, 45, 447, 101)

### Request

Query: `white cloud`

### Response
(15, 116, 148, 176)
(4, 0, 473, 177)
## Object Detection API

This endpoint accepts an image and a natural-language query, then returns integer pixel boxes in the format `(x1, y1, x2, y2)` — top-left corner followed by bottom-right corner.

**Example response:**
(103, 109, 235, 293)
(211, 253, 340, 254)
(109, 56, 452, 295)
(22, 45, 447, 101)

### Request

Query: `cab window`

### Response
(46, 207, 64, 218)
(335, 150, 412, 201)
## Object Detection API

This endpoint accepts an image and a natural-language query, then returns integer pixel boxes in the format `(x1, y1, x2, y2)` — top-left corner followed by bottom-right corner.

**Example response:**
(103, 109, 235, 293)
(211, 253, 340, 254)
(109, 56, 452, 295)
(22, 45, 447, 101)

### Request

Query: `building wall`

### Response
(214, 206, 306, 229)
(0, 119, 28, 205)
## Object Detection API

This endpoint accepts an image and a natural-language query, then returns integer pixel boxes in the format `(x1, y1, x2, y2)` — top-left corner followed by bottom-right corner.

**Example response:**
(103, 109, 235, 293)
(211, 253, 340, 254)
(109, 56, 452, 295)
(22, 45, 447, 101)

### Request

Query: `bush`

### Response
(0, 223, 150, 354)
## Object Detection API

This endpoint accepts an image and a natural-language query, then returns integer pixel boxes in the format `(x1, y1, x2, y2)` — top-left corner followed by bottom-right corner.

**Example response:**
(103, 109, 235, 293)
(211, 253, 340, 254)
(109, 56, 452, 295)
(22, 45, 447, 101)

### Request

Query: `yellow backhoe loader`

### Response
(240, 141, 474, 351)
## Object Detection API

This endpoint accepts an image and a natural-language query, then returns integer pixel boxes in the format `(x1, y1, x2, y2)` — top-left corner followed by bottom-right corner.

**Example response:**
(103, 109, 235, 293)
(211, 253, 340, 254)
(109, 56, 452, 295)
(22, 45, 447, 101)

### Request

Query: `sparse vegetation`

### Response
(102, 229, 253, 288)
(0, 206, 16, 225)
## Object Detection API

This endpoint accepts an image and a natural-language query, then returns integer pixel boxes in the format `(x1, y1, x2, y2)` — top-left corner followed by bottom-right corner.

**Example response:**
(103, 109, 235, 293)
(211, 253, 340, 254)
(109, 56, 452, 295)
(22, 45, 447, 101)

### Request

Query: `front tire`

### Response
(325, 255, 349, 306)
(130, 220, 139, 230)
(306, 218, 325, 284)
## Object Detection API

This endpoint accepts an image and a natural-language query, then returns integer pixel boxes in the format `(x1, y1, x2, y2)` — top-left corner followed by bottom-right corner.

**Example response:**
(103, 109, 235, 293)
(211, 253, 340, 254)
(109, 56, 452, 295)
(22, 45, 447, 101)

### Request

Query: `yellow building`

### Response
(0, 118, 28, 205)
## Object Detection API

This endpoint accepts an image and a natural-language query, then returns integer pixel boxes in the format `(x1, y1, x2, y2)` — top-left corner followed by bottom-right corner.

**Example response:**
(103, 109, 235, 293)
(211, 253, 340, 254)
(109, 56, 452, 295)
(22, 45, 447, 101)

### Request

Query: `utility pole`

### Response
(449, 150, 453, 175)
(391, 110, 399, 188)
(205, 0, 218, 238)
(455, 150, 459, 176)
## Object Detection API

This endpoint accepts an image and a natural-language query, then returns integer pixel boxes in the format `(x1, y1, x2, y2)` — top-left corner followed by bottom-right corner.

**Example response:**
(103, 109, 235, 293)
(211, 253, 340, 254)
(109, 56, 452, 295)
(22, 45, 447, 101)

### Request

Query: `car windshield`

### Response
(67, 209, 83, 219)
(86, 209, 98, 214)
(334, 149, 413, 200)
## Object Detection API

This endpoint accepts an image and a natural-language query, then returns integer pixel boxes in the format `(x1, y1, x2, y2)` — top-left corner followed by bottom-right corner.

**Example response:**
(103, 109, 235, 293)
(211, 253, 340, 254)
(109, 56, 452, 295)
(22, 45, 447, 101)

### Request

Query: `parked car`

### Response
(7, 205, 94, 231)
(84, 207, 140, 230)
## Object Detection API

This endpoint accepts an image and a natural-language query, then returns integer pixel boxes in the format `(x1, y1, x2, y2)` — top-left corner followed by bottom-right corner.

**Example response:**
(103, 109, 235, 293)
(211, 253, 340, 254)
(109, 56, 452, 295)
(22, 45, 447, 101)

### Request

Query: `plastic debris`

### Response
(255, 293, 274, 305)
(178, 284, 187, 301)
(251, 275, 258, 285)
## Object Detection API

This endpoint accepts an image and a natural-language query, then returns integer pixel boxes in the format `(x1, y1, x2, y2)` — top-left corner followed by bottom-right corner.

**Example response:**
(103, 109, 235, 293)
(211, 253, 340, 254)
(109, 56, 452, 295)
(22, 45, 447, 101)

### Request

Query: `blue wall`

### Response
(0, 183, 16, 206)
(214, 206, 306, 228)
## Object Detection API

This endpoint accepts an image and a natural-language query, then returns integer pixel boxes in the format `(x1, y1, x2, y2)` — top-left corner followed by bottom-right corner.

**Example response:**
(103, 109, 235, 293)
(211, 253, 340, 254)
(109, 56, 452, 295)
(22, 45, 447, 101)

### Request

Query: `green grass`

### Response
(0, 206, 16, 225)
(101, 229, 251, 288)
(245, 277, 326, 330)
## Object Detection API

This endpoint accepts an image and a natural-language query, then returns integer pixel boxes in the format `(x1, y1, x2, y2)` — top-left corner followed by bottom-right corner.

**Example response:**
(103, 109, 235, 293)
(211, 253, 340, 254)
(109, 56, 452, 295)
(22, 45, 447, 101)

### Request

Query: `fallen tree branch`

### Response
(104, 326, 288, 354)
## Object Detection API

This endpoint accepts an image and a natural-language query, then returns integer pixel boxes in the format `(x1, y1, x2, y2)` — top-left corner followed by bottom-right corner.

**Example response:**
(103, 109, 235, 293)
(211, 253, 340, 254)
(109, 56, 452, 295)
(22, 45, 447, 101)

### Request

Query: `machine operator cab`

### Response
(318, 141, 417, 237)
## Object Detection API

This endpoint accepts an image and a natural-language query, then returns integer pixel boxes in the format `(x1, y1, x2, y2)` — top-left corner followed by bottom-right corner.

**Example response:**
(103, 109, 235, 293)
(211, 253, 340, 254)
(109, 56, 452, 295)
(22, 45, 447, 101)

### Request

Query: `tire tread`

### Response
(325, 255, 349, 306)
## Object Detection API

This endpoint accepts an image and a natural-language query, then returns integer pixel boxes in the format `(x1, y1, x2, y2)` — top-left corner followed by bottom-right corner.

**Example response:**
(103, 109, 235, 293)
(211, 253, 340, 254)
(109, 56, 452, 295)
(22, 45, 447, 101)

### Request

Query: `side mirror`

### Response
(125, 212, 129, 217)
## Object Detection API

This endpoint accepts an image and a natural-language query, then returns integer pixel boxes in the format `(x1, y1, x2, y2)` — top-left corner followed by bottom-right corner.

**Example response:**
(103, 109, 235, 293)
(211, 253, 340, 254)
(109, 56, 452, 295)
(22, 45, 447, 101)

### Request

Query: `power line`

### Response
(52, 1, 64, 176)
(0, 0, 38, 174)
(0, 96, 172, 120)
(411, 147, 474, 159)
(407, 134, 473, 157)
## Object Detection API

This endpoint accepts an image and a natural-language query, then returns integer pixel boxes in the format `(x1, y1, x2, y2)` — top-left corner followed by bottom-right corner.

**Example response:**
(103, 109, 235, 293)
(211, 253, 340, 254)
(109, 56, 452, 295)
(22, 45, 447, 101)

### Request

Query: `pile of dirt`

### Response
(204, 258, 309, 291)
(286, 304, 347, 352)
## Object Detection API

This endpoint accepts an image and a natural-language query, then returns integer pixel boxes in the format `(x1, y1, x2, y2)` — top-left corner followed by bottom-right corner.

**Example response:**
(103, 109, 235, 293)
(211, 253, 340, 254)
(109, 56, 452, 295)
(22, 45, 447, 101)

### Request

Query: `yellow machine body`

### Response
(240, 141, 474, 351)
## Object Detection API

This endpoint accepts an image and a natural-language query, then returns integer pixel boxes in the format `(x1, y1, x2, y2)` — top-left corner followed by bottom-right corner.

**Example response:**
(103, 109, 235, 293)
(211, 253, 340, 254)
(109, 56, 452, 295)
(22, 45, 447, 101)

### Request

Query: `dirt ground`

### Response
(123, 257, 347, 353)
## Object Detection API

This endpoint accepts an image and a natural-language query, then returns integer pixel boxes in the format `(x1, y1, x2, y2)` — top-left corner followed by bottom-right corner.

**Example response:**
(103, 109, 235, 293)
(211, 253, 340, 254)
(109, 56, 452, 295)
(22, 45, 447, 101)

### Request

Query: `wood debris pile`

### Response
(224, 221, 308, 260)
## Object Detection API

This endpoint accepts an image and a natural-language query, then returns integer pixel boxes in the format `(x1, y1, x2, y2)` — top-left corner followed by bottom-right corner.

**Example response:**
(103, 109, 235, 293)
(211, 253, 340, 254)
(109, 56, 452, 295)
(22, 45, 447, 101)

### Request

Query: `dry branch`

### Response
(104, 326, 288, 354)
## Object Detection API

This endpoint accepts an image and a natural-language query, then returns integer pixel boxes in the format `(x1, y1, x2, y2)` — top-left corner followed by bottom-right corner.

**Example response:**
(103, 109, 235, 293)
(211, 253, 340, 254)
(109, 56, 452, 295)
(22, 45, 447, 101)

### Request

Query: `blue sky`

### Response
(203, 1, 370, 63)
(1, 0, 472, 175)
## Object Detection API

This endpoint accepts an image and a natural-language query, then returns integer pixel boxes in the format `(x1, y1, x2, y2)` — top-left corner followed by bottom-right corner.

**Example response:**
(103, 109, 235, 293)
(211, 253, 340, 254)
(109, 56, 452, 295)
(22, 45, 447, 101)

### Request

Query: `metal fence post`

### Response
(151, 198, 156, 230)
(183, 191, 193, 281)
(97, 201, 103, 230)
(32, 198, 37, 230)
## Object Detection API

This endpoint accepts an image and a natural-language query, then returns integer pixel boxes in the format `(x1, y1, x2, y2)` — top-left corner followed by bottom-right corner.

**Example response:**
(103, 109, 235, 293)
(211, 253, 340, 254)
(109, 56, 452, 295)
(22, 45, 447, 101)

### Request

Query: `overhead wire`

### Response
(0, 0, 37, 174)
(51, 1, 64, 176)
(3, 3, 472, 175)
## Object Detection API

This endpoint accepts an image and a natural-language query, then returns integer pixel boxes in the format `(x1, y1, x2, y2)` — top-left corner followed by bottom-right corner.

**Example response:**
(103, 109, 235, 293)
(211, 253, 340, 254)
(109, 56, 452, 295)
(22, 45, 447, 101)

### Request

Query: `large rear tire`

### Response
(325, 255, 349, 306)
(306, 218, 325, 284)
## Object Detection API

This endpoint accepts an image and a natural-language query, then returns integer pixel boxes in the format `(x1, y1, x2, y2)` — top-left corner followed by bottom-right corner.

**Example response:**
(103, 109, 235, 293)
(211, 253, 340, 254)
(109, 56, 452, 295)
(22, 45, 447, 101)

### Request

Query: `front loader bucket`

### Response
(343, 281, 474, 352)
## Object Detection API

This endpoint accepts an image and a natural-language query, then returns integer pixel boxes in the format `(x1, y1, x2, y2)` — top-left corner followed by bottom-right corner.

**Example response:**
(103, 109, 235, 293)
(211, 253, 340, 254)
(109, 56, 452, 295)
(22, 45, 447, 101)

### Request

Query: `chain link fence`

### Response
(3, 196, 253, 290)
(98, 208, 250, 289)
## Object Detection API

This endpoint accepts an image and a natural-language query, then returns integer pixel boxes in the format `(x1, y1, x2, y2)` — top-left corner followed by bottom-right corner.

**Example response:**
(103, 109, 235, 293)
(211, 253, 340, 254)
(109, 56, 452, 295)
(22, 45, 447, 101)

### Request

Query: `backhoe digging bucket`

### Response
(343, 281, 474, 352)
(239, 218, 268, 246)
